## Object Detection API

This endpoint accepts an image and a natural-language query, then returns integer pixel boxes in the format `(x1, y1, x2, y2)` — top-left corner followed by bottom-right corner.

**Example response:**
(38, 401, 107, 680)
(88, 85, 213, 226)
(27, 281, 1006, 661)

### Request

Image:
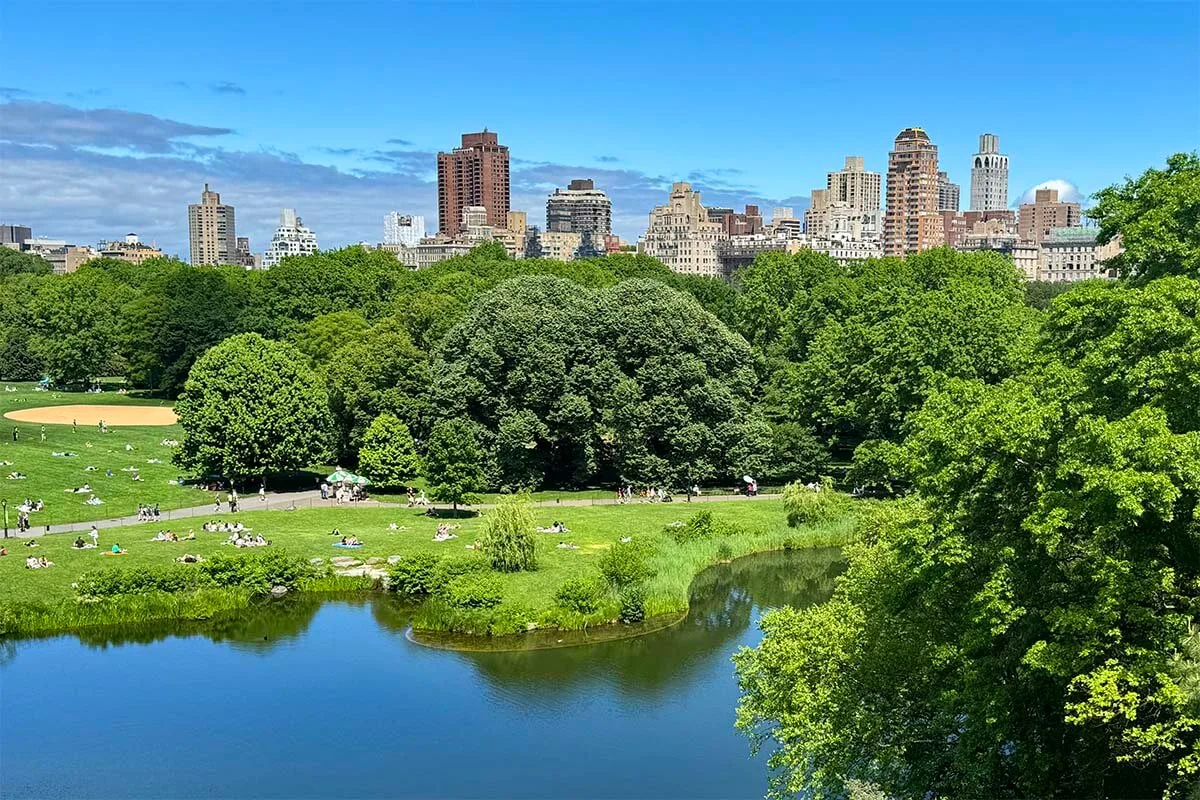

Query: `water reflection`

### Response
(1, 548, 844, 800)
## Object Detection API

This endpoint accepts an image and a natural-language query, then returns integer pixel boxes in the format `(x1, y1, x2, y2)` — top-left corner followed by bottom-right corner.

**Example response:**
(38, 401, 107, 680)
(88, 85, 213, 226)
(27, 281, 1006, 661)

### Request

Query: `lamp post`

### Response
(3, 498, 8, 539)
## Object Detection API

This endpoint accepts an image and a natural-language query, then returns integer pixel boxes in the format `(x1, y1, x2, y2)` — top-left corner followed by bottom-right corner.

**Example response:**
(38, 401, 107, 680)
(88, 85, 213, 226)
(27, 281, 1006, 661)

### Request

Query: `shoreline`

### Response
(0, 536, 853, 645)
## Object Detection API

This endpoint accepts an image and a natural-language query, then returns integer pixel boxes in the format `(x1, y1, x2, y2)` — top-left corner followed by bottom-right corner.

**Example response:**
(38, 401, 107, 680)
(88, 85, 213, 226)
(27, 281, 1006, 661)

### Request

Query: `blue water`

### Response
(0, 549, 842, 799)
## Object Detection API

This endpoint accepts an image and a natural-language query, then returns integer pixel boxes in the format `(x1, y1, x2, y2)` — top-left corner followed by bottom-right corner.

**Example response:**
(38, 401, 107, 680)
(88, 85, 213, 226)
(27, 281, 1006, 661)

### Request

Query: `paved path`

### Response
(7, 491, 782, 538)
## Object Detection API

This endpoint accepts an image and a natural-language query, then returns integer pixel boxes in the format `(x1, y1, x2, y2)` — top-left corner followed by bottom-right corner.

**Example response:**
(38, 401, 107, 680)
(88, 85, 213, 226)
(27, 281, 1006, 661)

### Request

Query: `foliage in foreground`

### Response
(735, 277, 1200, 798)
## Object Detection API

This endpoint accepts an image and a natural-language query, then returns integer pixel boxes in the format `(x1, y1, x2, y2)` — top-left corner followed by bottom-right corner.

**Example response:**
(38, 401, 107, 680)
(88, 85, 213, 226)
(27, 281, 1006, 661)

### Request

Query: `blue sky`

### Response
(1, 1, 1197, 259)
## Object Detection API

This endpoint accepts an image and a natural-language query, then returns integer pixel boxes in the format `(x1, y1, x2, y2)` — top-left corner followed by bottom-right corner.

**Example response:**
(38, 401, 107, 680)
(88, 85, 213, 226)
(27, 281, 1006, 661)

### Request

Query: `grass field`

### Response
(0, 383, 212, 526)
(0, 499, 858, 637)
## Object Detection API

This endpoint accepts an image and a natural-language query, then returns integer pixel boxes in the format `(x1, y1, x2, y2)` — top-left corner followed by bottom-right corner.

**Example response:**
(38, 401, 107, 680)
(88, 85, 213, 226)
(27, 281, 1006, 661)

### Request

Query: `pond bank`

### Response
(0, 501, 859, 641)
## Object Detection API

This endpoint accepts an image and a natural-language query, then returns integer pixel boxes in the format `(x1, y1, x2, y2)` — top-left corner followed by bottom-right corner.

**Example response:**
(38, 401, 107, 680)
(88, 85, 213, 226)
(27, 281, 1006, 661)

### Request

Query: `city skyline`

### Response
(1, 2, 1197, 258)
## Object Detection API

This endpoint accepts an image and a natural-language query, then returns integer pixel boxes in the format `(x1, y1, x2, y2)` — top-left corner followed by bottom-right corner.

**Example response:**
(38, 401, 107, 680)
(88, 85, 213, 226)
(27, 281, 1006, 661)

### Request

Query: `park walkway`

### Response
(11, 490, 783, 538)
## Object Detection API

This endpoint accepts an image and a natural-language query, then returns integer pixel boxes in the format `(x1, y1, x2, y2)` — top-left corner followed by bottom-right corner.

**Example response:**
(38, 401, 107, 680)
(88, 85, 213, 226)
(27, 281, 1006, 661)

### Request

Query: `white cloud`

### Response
(1015, 179, 1085, 207)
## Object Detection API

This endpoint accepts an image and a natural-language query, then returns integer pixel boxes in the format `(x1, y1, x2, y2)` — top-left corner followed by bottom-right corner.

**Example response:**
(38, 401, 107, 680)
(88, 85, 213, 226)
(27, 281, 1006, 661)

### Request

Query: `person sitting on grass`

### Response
(0, 546, 7, 556)
(24, 539, 37, 548)
(74, 537, 87, 549)
(330, 527, 341, 537)
(7, 472, 26, 480)
(183, 530, 195, 540)
(110, 543, 125, 554)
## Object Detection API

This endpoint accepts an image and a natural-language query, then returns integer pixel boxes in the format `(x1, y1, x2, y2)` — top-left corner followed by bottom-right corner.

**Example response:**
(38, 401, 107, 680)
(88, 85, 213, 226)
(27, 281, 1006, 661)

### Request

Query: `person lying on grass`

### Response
(537, 521, 571, 533)
(25, 556, 53, 569)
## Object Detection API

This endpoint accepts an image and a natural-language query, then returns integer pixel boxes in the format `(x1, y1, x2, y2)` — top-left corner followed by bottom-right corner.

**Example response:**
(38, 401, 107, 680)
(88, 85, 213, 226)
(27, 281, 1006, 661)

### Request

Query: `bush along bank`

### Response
(399, 501, 859, 637)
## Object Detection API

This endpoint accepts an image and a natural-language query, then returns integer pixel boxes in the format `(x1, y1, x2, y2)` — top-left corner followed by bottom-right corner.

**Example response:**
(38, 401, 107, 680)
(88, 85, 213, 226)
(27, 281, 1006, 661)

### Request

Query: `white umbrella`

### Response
(742, 475, 754, 484)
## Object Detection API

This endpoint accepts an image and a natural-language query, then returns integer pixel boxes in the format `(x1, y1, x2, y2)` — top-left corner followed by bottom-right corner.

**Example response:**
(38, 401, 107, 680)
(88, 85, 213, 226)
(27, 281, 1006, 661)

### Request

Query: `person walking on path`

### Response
(89, 525, 99, 548)
(259, 484, 266, 503)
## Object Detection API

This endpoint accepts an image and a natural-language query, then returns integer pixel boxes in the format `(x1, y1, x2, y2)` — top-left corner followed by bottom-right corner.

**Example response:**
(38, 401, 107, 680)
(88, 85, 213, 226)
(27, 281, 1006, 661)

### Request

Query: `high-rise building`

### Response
(937, 172, 960, 212)
(437, 130, 510, 235)
(970, 133, 1009, 211)
(546, 179, 612, 235)
(383, 213, 426, 247)
(771, 207, 794, 224)
(1018, 188, 1082, 243)
(0, 225, 32, 248)
(827, 156, 882, 217)
(97, 233, 162, 264)
(188, 183, 237, 266)
(639, 182, 725, 277)
(235, 237, 259, 269)
(884, 128, 944, 257)
(261, 209, 319, 268)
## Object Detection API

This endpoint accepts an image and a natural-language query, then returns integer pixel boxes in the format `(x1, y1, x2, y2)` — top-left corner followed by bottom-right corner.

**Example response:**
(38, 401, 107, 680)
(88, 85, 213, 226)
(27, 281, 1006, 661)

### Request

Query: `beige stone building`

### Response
(1037, 227, 1117, 282)
(506, 211, 527, 239)
(188, 183, 237, 266)
(1018, 188, 1081, 243)
(98, 233, 162, 264)
(537, 230, 583, 262)
(884, 128, 944, 257)
(639, 182, 725, 277)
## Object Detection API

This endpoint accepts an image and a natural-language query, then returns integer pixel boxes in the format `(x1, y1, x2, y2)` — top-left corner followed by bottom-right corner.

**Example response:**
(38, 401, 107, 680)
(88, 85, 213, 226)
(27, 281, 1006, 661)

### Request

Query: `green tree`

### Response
(424, 419, 487, 510)
(735, 277, 1200, 798)
(0, 248, 53, 278)
(477, 494, 538, 572)
(290, 310, 371, 367)
(433, 275, 766, 489)
(27, 268, 132, 385)
(357, 412, 420, 490)
(1090, 152, 1200, 281)
(174, 333, 332, 482)
(324, 320, 430, 463)
(120, 261, 250, 395)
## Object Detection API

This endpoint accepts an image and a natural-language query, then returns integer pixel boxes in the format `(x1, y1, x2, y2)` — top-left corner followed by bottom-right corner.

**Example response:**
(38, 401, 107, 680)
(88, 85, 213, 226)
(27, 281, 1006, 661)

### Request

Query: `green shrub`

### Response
(430, 555, 490, 595)
(618, 586, 646, 624)
(388, 552, 440, 596)
(487, 603, 533, 635)
(598, 538, 656, 588)
(200, 551, 314, 594)
(782, 478, 852, 528)
(75, 566, 207, 598)
(554, 575, 604, 614)
(477, 495, 538, 573)
(444, 573, 503, 609)
(669, 509, 742, 544)
(716, 541, 733, 561)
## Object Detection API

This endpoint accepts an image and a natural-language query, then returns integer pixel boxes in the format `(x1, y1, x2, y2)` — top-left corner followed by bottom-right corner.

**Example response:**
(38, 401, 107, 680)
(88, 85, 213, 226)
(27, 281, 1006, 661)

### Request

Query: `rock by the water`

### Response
(366, 557, 384, 565)
(387, 555, 402, 565)
(309, 557, 325, 565)
(270, 585, 288, 598)
(330, 556, 362, 567)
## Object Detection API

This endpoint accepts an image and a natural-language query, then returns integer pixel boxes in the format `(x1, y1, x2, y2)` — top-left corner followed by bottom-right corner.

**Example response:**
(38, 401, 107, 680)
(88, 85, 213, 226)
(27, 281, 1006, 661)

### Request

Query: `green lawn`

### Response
(0, 499, 857, 637)
(0, 382, 213, 526)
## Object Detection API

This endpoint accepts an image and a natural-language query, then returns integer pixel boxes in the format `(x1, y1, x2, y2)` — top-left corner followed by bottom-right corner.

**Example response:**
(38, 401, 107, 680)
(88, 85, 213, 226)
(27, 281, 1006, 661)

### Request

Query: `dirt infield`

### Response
(4, 404, 178, 427)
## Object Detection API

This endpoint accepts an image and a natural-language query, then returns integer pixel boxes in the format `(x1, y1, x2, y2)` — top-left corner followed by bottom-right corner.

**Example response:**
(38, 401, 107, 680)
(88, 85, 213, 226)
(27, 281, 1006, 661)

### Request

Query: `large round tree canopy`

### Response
(431, 275, 765, 489)
(174, 332, 331, 480)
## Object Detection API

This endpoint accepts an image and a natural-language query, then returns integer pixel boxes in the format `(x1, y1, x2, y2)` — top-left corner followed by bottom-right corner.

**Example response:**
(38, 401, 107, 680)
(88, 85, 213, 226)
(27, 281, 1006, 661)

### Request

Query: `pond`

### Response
(0, 548, 843, 799)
